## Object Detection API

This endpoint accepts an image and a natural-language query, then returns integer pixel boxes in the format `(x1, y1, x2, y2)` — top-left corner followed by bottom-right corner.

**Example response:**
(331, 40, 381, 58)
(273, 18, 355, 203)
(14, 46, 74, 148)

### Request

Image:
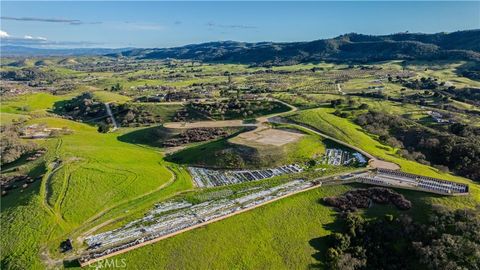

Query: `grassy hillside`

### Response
(1, 115, 194, 269)
(118, 125, 180, 147)
(0, 112, 29, 125)
(1, 92, 74, 115)
(287, 107, 480, 207)
(83, 181, 469, 270)
(166, 128, 326, 169)
(91, 91, 131, 103)
(91, 184, 352, 270)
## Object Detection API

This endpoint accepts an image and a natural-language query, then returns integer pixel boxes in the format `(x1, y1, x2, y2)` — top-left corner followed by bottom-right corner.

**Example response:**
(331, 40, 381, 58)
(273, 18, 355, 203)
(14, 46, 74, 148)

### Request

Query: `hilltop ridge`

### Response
(112, 30, 480, 64)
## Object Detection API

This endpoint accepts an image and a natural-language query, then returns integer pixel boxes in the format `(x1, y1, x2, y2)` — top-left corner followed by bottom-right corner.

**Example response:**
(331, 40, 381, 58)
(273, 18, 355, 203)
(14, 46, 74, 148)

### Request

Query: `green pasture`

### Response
(0, 112, 29, 125)
(92, 91, 131, 103)
(1, 92, 74, 115)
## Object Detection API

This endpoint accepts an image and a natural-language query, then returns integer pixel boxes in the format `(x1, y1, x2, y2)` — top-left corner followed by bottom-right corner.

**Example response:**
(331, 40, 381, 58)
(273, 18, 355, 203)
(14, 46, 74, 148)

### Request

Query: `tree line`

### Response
(324, 205, 480, 270)
(355, 110, 480, 182)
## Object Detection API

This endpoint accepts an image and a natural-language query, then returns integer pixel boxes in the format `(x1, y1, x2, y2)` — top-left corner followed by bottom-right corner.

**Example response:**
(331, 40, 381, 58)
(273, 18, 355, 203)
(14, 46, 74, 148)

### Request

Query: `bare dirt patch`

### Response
(369, 159, 400, 170)
(232, 127, 304, 146)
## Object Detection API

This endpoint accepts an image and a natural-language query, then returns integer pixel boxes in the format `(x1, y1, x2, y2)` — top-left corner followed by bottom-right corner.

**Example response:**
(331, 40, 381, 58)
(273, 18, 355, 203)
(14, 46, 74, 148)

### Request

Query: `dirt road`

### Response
(163, 98, 297, 129)
(163, 99, 399, 170)
(164, 119, 249, 129)
(336, 83, 346, 95)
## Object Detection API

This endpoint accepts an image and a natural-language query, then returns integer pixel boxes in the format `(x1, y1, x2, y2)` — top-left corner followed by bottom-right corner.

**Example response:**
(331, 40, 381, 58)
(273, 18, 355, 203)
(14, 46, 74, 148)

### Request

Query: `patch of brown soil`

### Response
(232, 127, 304, 146)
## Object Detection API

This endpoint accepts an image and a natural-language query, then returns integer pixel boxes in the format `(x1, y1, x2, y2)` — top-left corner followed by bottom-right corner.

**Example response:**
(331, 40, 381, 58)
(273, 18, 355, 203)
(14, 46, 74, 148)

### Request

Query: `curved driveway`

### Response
(163, 99, 399, 170)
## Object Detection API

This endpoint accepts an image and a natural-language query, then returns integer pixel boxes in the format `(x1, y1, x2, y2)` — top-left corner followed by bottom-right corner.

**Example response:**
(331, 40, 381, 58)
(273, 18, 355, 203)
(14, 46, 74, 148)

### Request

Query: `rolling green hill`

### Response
(1, 115, 194, 269)
(166, 127, 326, 169)
(287, 107, 480, 205)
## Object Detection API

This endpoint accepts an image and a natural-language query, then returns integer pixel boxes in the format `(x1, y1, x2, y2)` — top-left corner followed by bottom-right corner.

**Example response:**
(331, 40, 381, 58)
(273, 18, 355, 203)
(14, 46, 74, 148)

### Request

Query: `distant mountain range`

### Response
(0, 46, 133, 57)
(2, 30, 479, 64)
(112, 30, 480, 65)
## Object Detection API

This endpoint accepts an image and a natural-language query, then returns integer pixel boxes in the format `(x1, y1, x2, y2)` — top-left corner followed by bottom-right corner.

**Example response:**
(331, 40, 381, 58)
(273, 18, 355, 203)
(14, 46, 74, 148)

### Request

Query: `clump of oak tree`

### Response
(325, 206, 480, 270)
(355, 110, 480, 182)
(0, 122, 38, 164)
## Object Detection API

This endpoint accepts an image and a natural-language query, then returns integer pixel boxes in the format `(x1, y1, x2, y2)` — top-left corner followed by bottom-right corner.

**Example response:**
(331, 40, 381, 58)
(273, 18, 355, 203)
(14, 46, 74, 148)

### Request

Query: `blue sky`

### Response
(1, 1, 479, 48)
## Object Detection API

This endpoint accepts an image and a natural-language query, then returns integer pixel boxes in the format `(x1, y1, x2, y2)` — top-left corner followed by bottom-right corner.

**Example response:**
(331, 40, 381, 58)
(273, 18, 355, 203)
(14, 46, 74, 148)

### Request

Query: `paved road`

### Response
(104, 103, 119, 130)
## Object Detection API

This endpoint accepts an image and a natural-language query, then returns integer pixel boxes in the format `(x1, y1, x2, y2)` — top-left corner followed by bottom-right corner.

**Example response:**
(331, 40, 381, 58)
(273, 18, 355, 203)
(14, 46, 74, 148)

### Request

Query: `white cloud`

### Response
(0, 31, 47, 41)
(1, 16, 100, 25)
(23, 35, 47, 40)
(0, 29, 97, 48)
(0, 30, 10, 38)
